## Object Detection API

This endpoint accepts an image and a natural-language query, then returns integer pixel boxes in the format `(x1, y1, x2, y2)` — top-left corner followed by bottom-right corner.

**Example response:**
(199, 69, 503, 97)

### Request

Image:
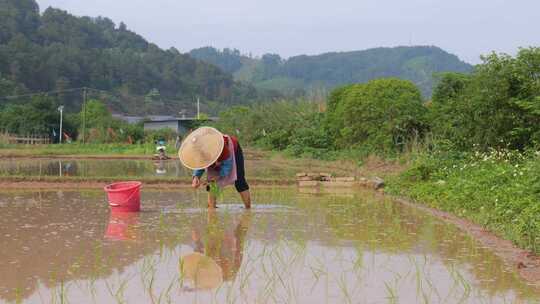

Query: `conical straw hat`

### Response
(178, 127, 224, 170)
(180, 253, 223, 290)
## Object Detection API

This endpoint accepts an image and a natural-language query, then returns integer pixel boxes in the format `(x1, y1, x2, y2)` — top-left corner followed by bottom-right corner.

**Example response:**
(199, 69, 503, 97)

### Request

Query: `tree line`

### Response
(217, 47, 540, 157)
(190, 46, 473, 98)
(0, 0, 273, 115)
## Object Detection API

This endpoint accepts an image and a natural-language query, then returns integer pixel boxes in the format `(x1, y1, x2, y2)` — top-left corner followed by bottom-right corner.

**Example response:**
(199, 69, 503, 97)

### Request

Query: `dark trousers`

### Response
(234, 144, 250, 192)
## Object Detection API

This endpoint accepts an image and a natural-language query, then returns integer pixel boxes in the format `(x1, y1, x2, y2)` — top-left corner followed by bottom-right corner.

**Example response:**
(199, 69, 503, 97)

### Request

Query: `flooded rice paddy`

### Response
(0, 158, 347, 180)
(0, 158, 190, 178)
(0, 188, 538, 303)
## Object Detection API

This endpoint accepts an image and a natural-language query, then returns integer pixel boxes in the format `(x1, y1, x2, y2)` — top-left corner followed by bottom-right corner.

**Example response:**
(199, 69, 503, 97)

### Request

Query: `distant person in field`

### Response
(178, 127, 251, 209)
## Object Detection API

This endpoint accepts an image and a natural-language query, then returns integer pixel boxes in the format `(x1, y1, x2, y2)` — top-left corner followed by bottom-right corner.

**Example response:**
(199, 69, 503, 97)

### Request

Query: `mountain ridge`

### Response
(0, 0, 262, 115)
(190, 45, 473, 97)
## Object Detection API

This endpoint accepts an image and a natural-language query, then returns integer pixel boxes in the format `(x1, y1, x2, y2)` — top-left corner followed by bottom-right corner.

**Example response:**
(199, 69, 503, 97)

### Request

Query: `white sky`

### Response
(35, 0, 540, 64)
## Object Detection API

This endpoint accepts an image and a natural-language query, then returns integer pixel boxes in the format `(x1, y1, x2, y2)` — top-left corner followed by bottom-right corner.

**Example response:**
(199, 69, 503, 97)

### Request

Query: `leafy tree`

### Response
(217, 101, 319, 150)
(76, 99, 144, 143)
(0, 0, 263, 116)
(431, 72, 470, 104)
(0, 95, 73, 136)
(189, 47, 243, 74)
(288, 112, 333, 158)
(429, 47, 540, 150)
(81, 99, 113, 129)
(428, 73, 471, 145)
(327, 78, 427, 154)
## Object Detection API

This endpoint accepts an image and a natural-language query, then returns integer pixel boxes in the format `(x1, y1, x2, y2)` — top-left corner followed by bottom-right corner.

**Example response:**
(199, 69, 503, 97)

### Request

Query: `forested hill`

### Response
(190, 46, 473, 97)
(0, 0, 261, 114)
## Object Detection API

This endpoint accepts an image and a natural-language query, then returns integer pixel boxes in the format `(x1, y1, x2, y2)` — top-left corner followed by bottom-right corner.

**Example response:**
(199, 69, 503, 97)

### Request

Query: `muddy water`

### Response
(0, 189, 538, 303)
(0, 158, 189, 178)
(0, 158, 312, 179)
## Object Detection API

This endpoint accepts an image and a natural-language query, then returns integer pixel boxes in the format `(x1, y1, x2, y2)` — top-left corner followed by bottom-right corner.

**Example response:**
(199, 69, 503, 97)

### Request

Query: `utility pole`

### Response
(82, 87, 87, 144)
(58, 105, 64, 144)
(197, 96, 200, 120)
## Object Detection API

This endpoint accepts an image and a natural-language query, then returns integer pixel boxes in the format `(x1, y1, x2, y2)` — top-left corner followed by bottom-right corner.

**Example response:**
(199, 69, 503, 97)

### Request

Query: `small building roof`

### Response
(114, 114, 218, 124)
(144, 116, 219, 123)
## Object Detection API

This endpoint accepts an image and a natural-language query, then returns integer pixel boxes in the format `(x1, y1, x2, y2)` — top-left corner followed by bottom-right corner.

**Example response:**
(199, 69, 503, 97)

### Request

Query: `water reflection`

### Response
(0, 157, 353, 180)
(184, 210, 251, 289)
(105, 212, 141, 241)
(0, 158, 188, 178)
(0, 189, 538, 303)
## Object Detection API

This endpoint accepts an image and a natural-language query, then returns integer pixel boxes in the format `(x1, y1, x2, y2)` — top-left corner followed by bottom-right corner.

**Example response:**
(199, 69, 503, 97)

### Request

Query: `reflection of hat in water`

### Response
(180, 253, 223, 290)
(178, 127, 224, 170)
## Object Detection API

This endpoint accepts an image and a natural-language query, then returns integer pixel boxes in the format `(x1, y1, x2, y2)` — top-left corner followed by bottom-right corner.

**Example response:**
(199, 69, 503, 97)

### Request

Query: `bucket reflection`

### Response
(104, 211, 141, 241)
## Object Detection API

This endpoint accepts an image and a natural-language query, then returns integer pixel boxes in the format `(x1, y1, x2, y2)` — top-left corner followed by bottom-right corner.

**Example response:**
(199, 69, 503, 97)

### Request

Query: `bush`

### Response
(327, 78, 428, 154)
(144, 128, 177, 144)
(429, 47, 540, 150)
(217, 100, 321, 151)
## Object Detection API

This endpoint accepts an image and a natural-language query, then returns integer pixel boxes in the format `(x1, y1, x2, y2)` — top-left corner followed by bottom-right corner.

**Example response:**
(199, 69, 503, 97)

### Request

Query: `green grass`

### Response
(387, 148, 540, 254)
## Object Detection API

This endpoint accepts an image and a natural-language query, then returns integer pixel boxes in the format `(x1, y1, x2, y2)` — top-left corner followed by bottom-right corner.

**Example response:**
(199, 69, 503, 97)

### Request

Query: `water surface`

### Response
(0, 158, 343, 180)
(0, 189, 538, 303)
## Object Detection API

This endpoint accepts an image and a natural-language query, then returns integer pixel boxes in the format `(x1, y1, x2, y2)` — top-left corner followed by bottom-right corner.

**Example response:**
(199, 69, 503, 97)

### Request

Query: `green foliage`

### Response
(73, 99, 143, 143)
(217, 100, 325, 152)
(83, 100, 113, 129)
(0, 95, 76, 136)
(287, 112, 333, 159)
(192, 46, 473, 97)
(190, 47, 243, 74)
(0, 0, 262, 115)
(144, 128, 177, 144)
(327, 78, 428, 155)
(429, 47, 540, 150)
(217, 79, 427, 159)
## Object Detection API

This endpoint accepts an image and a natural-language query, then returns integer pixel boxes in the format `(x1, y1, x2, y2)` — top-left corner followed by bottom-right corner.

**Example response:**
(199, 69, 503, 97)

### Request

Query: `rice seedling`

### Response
(384, 280, 398, 304)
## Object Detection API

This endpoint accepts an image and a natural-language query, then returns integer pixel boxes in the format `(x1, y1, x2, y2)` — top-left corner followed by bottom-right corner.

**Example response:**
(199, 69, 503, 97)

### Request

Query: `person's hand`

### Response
(192, 176, 201, 188)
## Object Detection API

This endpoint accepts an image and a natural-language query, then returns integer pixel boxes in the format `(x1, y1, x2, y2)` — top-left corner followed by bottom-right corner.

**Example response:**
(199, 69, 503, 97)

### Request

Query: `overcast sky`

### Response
(35, 0, 539, 64)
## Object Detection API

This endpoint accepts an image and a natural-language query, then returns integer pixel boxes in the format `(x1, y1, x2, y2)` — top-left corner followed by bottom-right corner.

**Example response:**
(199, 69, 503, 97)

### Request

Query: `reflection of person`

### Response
(154, 160, 167, 175)
(175, 135, 182, 150)
(178, 127, 251, 209)
(190, 211, 251, 283)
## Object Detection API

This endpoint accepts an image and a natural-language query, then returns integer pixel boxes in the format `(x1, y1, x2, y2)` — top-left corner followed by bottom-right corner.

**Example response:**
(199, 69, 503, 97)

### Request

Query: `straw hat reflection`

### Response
(178, 127, 224, 170)
(180, 252, 223, 290)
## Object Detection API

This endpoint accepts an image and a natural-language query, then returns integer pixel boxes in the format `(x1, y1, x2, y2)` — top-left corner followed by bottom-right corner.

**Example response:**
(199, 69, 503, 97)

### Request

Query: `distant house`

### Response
(112, 114, 145, 124)
(143, 116, 218, 135)
(113, 114, 217, 135)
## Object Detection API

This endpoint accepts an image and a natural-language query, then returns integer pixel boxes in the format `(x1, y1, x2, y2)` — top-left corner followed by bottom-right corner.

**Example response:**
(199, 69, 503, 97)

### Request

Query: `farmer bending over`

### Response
(178, 127, 251, 209)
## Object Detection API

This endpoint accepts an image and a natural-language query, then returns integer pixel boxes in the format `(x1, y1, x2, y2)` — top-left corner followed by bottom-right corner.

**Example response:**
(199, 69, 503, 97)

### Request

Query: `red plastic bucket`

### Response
(104, 181, 142, 212)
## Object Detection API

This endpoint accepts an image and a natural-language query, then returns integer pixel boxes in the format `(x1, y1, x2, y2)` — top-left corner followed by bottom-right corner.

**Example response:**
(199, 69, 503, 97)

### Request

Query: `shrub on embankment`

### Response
(388, 149, 540, 253)
(390, 47, 540, 253)
(217, 78, 427, 159)
(429, 47, 540, 151)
